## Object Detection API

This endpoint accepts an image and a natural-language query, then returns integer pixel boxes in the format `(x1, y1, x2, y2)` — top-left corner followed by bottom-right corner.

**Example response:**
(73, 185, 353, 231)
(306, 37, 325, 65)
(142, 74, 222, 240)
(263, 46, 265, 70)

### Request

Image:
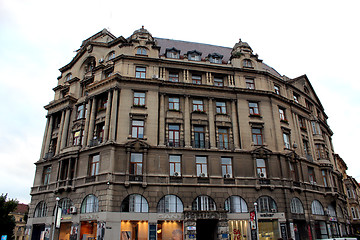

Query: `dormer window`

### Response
(187, 50, 202, 61)
(243, 59, 253, 68)
(65, 73, 72, 82)
(108, 51, 115, 61)
(136, 47, 147, 55)
(165, 47, 180, 59)
(208, 53, 223, 64)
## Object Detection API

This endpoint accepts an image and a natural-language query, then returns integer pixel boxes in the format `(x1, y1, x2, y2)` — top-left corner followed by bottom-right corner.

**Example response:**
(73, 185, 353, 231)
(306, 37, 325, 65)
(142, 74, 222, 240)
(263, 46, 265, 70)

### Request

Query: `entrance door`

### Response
(196, 219, 218, 240)
(31, 224, 45, 240)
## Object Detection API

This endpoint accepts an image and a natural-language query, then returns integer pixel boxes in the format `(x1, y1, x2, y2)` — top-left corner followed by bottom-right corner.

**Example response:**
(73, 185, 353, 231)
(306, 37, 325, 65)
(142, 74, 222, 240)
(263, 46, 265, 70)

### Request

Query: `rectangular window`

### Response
(95, 122, 105, 142)
(169, 72, 179, 82)
(132, 120, 144, 138)
(43, 166, 51, 185)
(246, 78, 255, 89)
(289, 162, 296, 180)
(169, 155, 181, 176)
(256, 159, 267, 178)
(279, 108, 286, 121)
(322, 170, 328, 187)
(90, 155, 100, 176)
(76, 105, 85, 120)
(133, 92, 145, 106)
(308, 167, 315, 184)
(216, 101, 226, 114)
(221, 157, 232, 178)
(347, 187, 353, 198)
(196, 156, 208, 177)
(192, 100, 204, 112)
(168, 124, 180, 147)
(306, 100, 313, 112)
(218, 128, 229, 149)
(274, 85, 280, 95)
(135, 66, 146, 78)
(169, 97, 180, 111)
(194, 126, 205, 148)
(283, 132, 291, 149)
(252, 128, 263, 145)
(303, 139, 311, 156)
(73, 130, 83, 145)
(311, 121, 321, 135)
(315, 144, 325, 159)
(167, 51, 179, 59)
(298, 116, 306, 130)
(130, 153, 143, 175)
(192, 75, 202, 84)
(249, 102, 260, 115)
(97, 95, 108, 112)
(214, 77, 224, 87)
(293, 93, 300, 103)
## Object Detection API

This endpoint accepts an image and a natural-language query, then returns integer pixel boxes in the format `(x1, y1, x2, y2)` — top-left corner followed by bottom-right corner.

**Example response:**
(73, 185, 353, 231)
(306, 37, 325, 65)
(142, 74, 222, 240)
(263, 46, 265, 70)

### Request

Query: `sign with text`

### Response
(250, 211, 256, 230)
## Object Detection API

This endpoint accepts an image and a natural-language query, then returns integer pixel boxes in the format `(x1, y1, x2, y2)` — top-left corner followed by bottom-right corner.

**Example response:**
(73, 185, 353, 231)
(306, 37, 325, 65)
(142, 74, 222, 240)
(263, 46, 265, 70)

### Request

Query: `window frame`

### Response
(192, 74, 202, 84)
(194, 126, 205, 148)
(218, 128, 229, 149)
(274, 85, 280, 95)
(283, 132, 291, 149)
(192, 99, 204, 112)
(43, 166, 51, 185)
(245, 78, 255, 89)
(252, 127, 263, 145)
(249, 102, 260, 116)
(169, 72, 179, 82)
(131, 120, 144, 138)
(157, 195, 183, 213)
(133, 92, 146, 106)
(308, 167, 315, 184)
(130, 153, 143, 175)
(89, 154, 100, 176)
(214, 77, 224, 87)
(169, 155, 181, 176)
(136, 47, 147, 55)
(196, 156, 208, 177)
(279, 108, 287, 121)
(221, 157, 232, 178)
(225, 196, 248, 213)
(256, 158, 267, 178)
(135, 66, 146, 79)
(81, 194, 99, 213)
(243, 59, 253, 68)
(168, 124, 180, 147)
(169, 97, 180, 111)
(216, 101, 226, 114)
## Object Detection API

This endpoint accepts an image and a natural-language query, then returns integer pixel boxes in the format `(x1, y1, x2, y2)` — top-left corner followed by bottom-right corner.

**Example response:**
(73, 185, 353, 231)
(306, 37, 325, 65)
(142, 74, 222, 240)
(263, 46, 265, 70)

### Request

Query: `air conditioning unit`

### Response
(200, 173, 206, 178)
(224, 173, 231, 178)
(152, 75, 158, 79)
(259, 172, 266, 179)
(271, 208, 276, 213)
(70, 206, 77, 214)
(174, 172, 180, 177)
(99, 58, 104, 63)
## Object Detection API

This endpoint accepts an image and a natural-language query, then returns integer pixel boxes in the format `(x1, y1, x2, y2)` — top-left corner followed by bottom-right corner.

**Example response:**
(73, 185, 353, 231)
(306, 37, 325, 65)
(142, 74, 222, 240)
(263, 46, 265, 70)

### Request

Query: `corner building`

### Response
(27, 27, 351, 240)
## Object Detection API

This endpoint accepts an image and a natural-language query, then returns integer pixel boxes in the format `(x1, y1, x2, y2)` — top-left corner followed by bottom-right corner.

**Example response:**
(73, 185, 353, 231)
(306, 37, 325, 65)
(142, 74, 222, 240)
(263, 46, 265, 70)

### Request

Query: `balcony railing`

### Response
(129, 175, 143, 182)
(166, 139, 184, 148)
(191, 140, 210, 149)
(89, 138, 102, 147)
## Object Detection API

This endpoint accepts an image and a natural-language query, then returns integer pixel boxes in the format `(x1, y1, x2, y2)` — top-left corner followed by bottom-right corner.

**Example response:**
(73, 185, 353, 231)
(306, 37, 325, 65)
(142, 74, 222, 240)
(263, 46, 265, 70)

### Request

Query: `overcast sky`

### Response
(1, 0, 359, 204)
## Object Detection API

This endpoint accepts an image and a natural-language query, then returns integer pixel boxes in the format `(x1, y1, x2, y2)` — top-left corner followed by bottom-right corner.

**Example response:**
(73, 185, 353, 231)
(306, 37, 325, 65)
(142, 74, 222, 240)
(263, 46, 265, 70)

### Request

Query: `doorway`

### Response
(196, 219, 218, 240)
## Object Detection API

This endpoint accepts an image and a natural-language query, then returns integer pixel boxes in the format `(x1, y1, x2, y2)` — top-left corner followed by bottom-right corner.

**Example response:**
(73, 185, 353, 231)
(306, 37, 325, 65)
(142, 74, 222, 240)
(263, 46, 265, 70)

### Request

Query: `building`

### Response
(10, 203, 29, 240)
(27, 27, 355, 240)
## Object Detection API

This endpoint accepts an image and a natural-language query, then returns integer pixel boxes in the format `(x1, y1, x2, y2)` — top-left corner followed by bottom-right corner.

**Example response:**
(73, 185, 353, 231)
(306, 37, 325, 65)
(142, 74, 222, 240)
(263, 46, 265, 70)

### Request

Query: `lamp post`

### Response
(51, 197, 60, 240)
(254, 202, 259, 239)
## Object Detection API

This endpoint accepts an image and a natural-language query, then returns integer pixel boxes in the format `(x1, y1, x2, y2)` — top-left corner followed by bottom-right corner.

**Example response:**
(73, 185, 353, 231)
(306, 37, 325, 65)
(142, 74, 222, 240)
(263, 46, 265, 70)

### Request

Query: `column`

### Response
(87, 97, 97, 145)
(43, 115, 53, 156)
(158, 93, 166, 146)
(60, 108, 71, 149)
(184, 95, 191, 147)
(103, 91, 112, 142)
(56, 111, 65, 154)
(109, 88, 119, 142)
(231, 100, 240, 150)
(40, 117, 50, 158)
(208, 98, 216, 149)
(82, 100, 92, 147)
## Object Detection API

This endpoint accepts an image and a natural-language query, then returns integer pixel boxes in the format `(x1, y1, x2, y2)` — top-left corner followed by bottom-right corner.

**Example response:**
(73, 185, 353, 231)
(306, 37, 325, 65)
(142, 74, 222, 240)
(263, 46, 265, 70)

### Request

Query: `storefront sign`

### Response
(259, 213, 274, 217)
(250, 211, 256, 230)
(187, 226, 196, 231)
(158, 213, 182, 220)
(280, 223, 288, 240)
(329, 217, 337, 222)
(80, 214, 98, 220)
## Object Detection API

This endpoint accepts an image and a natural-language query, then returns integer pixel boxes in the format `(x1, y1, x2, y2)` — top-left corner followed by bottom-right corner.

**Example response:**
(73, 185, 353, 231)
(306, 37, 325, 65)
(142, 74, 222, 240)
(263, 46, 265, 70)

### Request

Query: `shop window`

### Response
(89, 154, 100, 176)
(221, 157, 233, 178)
(121, 221, 148, 240)
(42, 166, 51, 185)
(290, 198, 304, 214)
(34, 201, 47, 217)
(243, 59, 253, 68)
(169, 155, 181, 177)
(131, 120, 144, 138)
(59, 198, 73, 215)
(136, 47, 147, 55)
(252, 128, 263, 145)
(192, 99, 204, 112)
(216, 101, 226, 114)
(229, 220, 249, 240)
(135, 66, 146, 78)
(274, 84, 280, 95)
(256, 158, 267, 178)
(192, 74, 202, 84)
(168, 124, 180, 147)
(169, 72, 179, 82)
(308, 167, 315, 184)
(157, 195, 184, 213)
(121, 194, 148, 212)
(192, 195, 216, 211)
(214, 77, 224, 86)
(218, 128, 229, 149)
(256, 196, 277, 213)
(196, 156, 208, 177)
(283, 132, 291, 149)
(130, 153, 143, 175)
(245, 78, 255, 89)
(169, 97, 180, 110)
(81, 195, 98, 213)
(156, 221, 183, 240)
(193, 126, 205, 148)
(311, 200, 324, 215)
(249, 102, 260, 116)
(108, 51, 115, 60)
(225, 196, 248, 213)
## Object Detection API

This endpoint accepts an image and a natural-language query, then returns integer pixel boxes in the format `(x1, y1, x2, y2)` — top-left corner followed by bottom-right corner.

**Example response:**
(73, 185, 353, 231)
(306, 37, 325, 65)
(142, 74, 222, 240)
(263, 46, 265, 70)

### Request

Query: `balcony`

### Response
(129, 175, 143, 182)
(191, 140, 210, 149)
(216, 142, 234, 150)
(43, 152, 54, 160)
(89, 138, 102, 147)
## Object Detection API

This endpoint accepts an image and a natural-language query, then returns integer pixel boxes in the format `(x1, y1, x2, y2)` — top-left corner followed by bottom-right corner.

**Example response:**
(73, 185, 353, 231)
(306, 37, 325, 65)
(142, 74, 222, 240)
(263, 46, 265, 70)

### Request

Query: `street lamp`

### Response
(51, 197, 60, 240)
(254, 202, 259, 239)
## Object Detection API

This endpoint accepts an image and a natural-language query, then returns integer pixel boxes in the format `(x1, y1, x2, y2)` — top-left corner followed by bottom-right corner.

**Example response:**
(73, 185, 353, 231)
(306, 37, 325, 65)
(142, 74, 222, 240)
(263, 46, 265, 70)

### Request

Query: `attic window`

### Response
(136, 47, 147, 56)
(208, 53, 223, 64)
(65, 73, 72, 82)
(243, 59, 253, 68)
(187, 50, 202, 61)
(108, 51, 115, 61)
(166, 48, 180, 59)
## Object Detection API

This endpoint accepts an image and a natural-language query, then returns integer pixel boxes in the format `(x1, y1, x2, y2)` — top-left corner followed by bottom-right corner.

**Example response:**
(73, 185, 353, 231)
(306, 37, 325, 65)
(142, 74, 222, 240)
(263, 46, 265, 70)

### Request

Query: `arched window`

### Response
(34, 201, 47, 218)
(121, 194, 148, 212)
(192, 195, 216, 211)
(224, 196, 248, 213)
(136, 47, 147, 55)
(256, 196, 277, 213)
(290, 198, 304, 214)
(65, 73, 72, 82)
(83, 57, 96, 73)
(311, 200, 324, 215)
(157, 195, 183, 213)
(59, 198, 73, 215)
(243, 59, 253, 68)
(108, 51, 115, 60)
(328, 205, 336, 217)
(81, 194, 99, 213)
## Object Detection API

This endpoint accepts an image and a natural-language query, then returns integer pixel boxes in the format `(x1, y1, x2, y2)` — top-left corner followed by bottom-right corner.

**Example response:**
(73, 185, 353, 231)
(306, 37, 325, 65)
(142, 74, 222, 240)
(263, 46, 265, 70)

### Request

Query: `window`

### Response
(81, 195, 99, 213)
(308, 167, 315, 184)
(192, 74, 202, 84)
(169, 97, 180, 110)
(188, 52, 201, 61)
(196, 156, 207, 177)
(311, 121, 321, 135)
(168, 124, 180, 147)
(34, 201, 47, 217)
(256, 158, 267, 178)
(279, 108, 287, 121)
(94, 122, 105, 142)
(192, 100, 204, 112)
(169, 72, 179, 82)
(311, 200, 324, 215)
(166, 51, 179, 59)
(303, 139, 310, 156)
(192, 196, 216, 211)
(225, 196, 248, 213)
(289, 162, 296, 180)
(104, 69, 113, 78)
(351, 207, 359, 219)
(221, 157, 232, 178)
(121, 194, 148, 212)
(216, 101, 226, 114)
(293, 92, 300, 103)
(214, 77, 224, 86)
(194, 126, 205, 148)
(136, 47, 147, 55)
(65, 73, 72, 82)
(76, 105, 85, 120)
(347, 187, 353, 198)
(133, 92, 145, 106)
(43, 166, 51, 185)
(90, 154, 100, 176)
(245, 78, 255, 89)
(298, 116, 306, 130)
(249, 102, 260, 115)
(243, 59, 253, 68)
(130, 153, 143, 175)
(97, 95, 108, 112)
(209, 56, 222, 63)
(108, 51, 115, 60)
(315, 144, 325, 159)
(306, 100, 313, 112)
(274, 85, 280, 95)
(322, 170, 328, 187)
(169, 155, 181, 176)
(73, 130, 83, 145)
(304, 86, 310, 94)
(157, 195, 183, 213)
(218, 128, 229, 149)
(135, 66, 146, 78)
(328, 205, 336, 217)
(283, 132, 291, 149)
(59, 198, 73, 215)
(290, 198, 304, 214)
(252, 128, 263, 145)
(257, 196, 277, 213)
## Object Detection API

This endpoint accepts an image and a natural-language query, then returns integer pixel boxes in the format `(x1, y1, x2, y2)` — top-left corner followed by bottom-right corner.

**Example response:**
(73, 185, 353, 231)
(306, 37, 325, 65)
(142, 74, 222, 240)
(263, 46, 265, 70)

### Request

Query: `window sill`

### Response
(216, 113, 228, 116)
(192, 111, 206, 114)
(249, 114, 262, 118)
(135, 54, 148, 57)
(280, 119, 289, 124)
(132, 105, 147, 109)
(128, 137, 147, 140)
(168, 109, 181, 112)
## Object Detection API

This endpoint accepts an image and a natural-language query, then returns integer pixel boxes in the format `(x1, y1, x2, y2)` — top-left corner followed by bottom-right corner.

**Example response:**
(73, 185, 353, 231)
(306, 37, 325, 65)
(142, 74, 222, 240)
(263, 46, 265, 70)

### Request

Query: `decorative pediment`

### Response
(285, 151, 300, 162)
(251, 146, 272, 158)
(124, 139, 150, 151)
